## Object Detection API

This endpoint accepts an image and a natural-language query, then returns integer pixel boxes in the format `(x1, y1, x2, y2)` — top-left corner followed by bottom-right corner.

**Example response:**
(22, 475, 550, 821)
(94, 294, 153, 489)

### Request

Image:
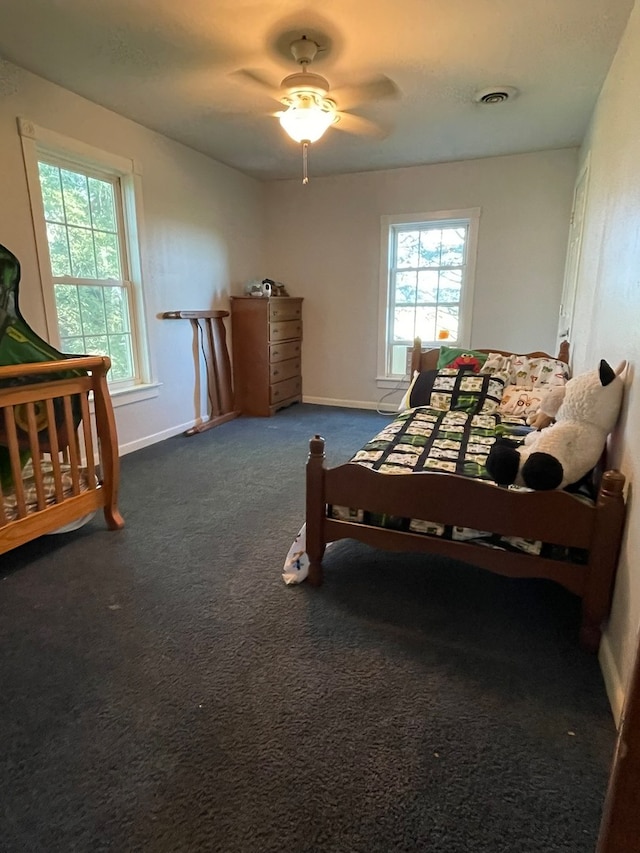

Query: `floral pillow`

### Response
(510, 355, 570, 388)
(409, 368, 505, 414)
(481, 352, 570, 388)
(498, 385, 551, 418)
(478, 353, 512, 384)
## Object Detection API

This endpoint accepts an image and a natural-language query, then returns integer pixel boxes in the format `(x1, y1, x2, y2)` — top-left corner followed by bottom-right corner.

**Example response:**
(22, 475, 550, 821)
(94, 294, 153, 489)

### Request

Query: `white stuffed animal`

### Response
(526, 384, 566, 431)
(486, 359, 626, 490)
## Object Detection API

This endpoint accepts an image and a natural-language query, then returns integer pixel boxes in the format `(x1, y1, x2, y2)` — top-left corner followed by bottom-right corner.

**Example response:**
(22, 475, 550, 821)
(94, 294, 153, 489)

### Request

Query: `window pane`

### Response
(59, 336, 86, 355)
(415, 306, 437, 342)
(60, 169, 91, 227)
(38, 163, 65, 222)
(419, 229, 442, 267)
(438, 269, 462, 302)
(396, 231, 419, 268)
(417, 270, 439, 302)
(394, 271, 417, 304)
(104, 286, 130, 333)
(393, 307, 417, 342)
(436, 305, 459, 341)
(88, 177, 117, 231)
(36, 155, 141, 388)
(46, 223, 71, 276)
(78, 286, 107, 336)
(54, 284, 82, 338)
(108, 333, 134, 381)
(68, 226, 97, 278)
(391, 345, 410, 376)
(94, 230, 121, 279)
(84, 335, 109, 356)
(440, 228, 466, 266)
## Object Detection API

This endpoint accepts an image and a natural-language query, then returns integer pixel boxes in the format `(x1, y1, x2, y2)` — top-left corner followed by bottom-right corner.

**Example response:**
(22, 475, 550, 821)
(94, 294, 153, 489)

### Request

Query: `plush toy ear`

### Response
(615, 360, 627, 376)
(599, 360, 615, 387)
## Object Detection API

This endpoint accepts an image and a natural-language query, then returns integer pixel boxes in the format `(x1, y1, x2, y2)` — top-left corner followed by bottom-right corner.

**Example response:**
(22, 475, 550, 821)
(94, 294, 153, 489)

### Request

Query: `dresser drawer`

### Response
(269, 301, 302, 322)
(269, 320, 302, 342)
(270, 375, 301, 404)
(269, 358, 300, 384)
(269, 340, 301, 363)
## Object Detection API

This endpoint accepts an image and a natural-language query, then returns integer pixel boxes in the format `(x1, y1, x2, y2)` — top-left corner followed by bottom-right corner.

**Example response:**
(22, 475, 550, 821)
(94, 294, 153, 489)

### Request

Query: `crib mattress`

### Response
(2, 459, 93, 522)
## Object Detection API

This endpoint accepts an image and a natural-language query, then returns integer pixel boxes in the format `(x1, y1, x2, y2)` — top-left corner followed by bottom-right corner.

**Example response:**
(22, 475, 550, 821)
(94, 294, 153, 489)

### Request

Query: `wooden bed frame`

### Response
(0, 356, 124, 555)
(305, 340, 626, 652)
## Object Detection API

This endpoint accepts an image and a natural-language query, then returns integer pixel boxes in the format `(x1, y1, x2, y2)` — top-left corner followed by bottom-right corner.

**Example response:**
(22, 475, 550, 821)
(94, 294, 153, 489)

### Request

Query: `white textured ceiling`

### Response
(0, 0, 634, 181)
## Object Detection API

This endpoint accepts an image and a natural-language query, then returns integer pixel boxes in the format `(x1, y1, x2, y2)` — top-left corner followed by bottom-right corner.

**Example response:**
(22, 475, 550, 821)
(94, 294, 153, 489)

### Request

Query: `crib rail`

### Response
(0, 356, 123, 550)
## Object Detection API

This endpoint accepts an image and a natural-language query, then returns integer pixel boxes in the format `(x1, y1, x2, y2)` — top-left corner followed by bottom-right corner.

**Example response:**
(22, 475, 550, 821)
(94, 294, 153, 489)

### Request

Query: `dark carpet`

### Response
(0, 404, 615, 853)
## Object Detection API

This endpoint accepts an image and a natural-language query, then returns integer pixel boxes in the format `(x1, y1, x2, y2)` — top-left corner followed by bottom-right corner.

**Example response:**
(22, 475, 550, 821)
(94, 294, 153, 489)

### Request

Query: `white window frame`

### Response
(377, 207, 481, 385)
(18, 117, 159, 406)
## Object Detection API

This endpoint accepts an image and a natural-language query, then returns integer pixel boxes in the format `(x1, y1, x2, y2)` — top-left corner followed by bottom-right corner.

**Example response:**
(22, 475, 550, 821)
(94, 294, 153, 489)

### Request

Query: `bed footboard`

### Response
(306, 434, 627, 651)
(0, 356, 124, 555)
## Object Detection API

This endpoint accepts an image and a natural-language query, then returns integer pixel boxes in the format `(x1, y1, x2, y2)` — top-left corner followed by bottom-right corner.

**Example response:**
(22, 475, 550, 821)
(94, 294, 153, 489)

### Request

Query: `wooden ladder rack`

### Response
(162, 310, 239, 435)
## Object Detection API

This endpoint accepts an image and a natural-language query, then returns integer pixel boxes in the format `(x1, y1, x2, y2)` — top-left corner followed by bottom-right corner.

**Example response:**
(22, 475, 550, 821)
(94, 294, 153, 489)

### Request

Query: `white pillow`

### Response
(398, 370, 419, 411)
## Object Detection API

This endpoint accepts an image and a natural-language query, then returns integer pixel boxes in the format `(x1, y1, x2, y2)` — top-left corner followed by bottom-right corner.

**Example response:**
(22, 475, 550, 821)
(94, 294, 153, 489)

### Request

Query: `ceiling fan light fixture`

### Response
(278, 92, 337, 143)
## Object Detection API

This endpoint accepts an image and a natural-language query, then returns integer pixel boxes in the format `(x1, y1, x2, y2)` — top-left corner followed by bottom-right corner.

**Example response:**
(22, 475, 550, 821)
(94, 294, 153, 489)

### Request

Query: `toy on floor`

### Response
(486, 359, 626, 490)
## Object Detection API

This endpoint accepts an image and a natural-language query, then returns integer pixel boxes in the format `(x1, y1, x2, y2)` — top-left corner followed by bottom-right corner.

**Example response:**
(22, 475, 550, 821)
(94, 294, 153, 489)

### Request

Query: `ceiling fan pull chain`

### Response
(302, 141, 309, 184)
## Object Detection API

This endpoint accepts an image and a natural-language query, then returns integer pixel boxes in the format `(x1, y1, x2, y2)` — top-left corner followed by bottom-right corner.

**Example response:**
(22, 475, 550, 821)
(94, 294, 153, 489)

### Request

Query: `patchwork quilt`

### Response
(330, 406, 590, 563)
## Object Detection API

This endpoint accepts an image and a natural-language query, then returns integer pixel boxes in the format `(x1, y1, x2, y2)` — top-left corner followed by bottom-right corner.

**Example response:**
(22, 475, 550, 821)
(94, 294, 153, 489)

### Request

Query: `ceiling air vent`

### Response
(474, 86, 518, 104)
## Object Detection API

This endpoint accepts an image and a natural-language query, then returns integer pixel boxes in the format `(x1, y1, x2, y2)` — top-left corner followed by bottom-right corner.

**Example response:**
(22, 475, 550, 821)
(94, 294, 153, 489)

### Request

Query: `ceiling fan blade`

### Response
(330, 75, 400, 111)
(333, 111, 388, 139)
(229, 68, 281, 102)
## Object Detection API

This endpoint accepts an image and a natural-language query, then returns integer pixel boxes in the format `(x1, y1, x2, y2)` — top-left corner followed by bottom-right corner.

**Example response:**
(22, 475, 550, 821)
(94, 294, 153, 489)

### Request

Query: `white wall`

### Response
(0, 60, 264, 452)
(569, 1, 640, 720)
(263, 149, 577, 408)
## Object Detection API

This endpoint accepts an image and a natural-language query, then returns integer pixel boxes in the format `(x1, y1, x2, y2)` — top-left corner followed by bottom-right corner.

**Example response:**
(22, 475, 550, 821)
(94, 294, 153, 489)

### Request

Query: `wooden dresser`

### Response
(230, 296, 303, 416)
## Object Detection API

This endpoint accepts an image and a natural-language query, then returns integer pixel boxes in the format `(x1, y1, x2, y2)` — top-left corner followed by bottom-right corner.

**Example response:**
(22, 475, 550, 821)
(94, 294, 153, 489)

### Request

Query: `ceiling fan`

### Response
(232, 35, 399, 183)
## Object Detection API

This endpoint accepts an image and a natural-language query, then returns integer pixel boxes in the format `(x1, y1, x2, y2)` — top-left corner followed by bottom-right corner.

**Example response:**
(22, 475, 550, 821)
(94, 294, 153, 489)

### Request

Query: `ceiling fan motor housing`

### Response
(290, 36, 320, 65)
(281, 71, 330, 96)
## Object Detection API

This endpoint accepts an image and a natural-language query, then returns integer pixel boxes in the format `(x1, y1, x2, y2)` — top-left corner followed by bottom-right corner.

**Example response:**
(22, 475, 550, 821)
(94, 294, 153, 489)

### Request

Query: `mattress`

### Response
(330, 406, 591, 563)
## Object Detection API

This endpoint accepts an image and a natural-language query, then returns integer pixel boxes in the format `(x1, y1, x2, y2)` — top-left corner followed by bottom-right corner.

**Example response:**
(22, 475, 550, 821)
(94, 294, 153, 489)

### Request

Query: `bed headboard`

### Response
(409, 339, 570, 375)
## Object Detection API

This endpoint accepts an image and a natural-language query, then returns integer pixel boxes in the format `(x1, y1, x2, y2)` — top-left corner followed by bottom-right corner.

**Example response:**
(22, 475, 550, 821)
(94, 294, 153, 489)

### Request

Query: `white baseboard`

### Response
(303, 395, 398, 415)
(117, 398, 391, 458)
(118, 420, 198, 456)
(599, 631, 625, 727)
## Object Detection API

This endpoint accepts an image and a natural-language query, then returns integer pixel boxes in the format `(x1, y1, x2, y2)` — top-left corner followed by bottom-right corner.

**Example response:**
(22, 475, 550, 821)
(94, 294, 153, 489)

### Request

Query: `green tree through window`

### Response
(37, 161, 136, 383)
(387, 220, 471, 376)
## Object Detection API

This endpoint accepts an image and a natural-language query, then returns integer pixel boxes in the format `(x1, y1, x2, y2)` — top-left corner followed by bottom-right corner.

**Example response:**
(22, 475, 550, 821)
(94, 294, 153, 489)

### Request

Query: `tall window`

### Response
(19, 118, 153, 397)
(379, 209, 480, 379)
(37, 160, 136, 383)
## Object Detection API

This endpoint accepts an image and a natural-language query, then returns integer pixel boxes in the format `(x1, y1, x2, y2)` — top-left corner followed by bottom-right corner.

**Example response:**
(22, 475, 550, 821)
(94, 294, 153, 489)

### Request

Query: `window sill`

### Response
(376, 376, 411, 390)
(109, 381, 162, 408)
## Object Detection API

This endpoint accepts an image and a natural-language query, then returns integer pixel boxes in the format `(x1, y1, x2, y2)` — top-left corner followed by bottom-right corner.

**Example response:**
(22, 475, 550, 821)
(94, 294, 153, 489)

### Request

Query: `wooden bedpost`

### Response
(92, 357, 125, 531)
(557, 339, 570, 364)
(580, 470, 626, 652)
(306, 435, 326, 587)
(410, 338, 423, 375)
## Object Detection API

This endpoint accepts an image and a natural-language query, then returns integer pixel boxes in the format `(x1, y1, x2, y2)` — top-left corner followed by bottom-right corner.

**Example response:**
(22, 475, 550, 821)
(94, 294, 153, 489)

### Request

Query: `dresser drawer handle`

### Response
(273, 369, 279, 377)
(272, 350, 279, 356)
